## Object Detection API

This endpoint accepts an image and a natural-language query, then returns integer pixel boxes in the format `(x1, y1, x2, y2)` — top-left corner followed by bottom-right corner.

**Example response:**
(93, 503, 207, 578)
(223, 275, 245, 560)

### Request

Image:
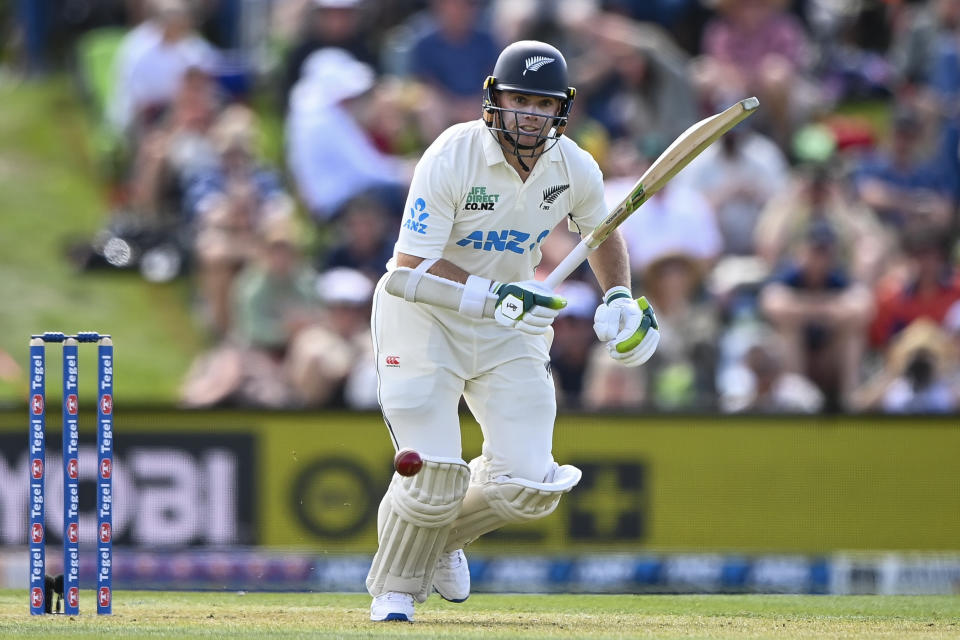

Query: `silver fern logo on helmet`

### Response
(523, 56, 555, 75)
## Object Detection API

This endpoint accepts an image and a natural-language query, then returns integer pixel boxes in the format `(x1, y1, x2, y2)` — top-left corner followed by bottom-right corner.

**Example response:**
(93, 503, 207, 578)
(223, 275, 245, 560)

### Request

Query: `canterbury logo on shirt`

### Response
(524, 56, 554, 75)
(540, 184, 569, 210)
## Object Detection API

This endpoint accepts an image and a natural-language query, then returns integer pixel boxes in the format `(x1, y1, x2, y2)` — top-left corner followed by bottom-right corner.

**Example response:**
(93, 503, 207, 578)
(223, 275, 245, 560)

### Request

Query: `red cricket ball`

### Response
(394, 448, 424, 476)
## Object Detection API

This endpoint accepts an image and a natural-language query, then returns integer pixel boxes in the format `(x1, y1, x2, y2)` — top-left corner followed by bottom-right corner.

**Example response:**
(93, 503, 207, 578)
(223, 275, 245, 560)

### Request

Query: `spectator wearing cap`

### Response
(286, 267, 378, 407)
(286, 48, 411, 221)
(759, 220, 874, 411)
(186, 104, 295, 335)
(852, 106, 953, 231)
(869, 226, 960, 350)
(280, 0, 376, 111)
(108, 0, 218, 137)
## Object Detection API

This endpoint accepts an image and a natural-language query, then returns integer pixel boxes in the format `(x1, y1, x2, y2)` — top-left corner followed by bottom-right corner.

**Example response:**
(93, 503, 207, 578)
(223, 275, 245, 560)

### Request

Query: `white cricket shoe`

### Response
(433, 549, 470, 602)
(370, 591, 415, 622)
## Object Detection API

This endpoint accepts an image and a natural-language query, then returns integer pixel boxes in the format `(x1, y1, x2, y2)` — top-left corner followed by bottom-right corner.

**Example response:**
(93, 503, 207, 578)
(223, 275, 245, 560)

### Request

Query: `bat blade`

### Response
(590, 96, 758, 248)
(543, 97, 759, 289)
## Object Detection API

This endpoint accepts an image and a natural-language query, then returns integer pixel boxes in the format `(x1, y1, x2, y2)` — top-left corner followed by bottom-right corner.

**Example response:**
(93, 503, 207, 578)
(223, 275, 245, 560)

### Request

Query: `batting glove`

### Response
(594, 286, 660, 367)
(493, 280, 567, 335)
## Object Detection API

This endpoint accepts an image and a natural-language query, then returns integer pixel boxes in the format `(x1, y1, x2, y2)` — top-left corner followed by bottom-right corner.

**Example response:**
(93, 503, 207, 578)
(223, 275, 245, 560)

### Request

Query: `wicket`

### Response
(28, 331, 113, 616)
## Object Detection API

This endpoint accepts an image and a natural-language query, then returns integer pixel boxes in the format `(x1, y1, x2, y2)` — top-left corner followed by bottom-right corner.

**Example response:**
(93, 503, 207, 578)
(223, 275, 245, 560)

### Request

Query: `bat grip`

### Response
(543, 240, 595, 290)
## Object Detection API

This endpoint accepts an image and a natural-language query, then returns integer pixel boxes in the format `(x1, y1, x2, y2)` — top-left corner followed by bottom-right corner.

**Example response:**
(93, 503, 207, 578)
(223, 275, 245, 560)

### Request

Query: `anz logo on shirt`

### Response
(456, 228, 551, 254)
(403, 198, 430, 234)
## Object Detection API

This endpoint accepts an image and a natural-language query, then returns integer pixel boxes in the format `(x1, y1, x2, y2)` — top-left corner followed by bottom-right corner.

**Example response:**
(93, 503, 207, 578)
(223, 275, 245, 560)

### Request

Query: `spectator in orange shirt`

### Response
(869, 226, 960, 349)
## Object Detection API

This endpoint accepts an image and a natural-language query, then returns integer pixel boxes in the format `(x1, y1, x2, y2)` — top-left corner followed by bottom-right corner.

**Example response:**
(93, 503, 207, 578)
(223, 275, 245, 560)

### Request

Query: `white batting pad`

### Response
(444, 456, 582, 552)
(366, 456, 469, 602)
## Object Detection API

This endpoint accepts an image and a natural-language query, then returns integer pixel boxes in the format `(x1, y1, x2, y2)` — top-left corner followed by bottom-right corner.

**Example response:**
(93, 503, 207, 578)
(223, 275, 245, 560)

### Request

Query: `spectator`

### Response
(406, 0, 500, 134)
(851, 318, 958, 413)
(571, 14, 698, 154)
(890, 0, 960, 88)
(602, 0, 703, 37)
(180, 218, 319, 408)
(549, 280, 601, 408)
(230, 219, 320, 357)
(673, 122, 788, 256)
(852, 106, 953, 231)
(638, 252, 719, 410)
(127, 66, 220, 220)
(286, 48, 410, 221)
(691, 0, 818, 147)
(945, 300, 960, 403)
(759, 221, 874, 410)
(721, 332, 825, 413)
(318, 195, 395, 282)
(279, 0, 376, 111)
(286, 267, 377, 407)
(490, 0, 587, 47)
(803, 1, 894, 103)
(582, 345, 648, 410)
(187, 104, 295, 335)
(108, 0, 217, 137)
(869, 226, 960, 349)
(754, 163, 890, 284)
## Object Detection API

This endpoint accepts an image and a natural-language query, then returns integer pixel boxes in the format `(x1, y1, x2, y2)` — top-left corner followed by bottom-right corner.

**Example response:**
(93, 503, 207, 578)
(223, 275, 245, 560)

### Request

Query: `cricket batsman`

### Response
(366, 40, 660, 621)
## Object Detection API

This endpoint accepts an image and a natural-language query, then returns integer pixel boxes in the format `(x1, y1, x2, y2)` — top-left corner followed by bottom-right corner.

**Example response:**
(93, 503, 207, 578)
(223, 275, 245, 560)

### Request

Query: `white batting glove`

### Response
(493, 280, 567, 335)
(594, 286, 660, 367)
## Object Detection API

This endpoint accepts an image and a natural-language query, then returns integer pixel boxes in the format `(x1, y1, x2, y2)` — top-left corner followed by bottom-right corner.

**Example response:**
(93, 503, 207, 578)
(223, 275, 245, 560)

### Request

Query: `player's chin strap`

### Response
(500, 130, 540, 172)
(402, 258, 439, 302)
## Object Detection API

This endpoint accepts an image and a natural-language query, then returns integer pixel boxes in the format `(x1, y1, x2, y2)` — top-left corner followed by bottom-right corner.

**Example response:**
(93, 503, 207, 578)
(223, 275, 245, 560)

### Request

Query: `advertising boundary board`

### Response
(0, 409, 957, 553)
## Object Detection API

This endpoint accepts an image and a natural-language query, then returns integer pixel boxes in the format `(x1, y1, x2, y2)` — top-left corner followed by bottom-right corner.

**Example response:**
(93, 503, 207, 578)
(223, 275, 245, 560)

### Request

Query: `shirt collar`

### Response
(481, 123, 508, 167)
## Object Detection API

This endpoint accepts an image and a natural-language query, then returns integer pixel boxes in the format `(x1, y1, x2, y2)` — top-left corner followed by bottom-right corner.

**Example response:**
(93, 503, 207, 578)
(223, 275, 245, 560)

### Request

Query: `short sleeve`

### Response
(566, 154, 608, 236)
(394, 151, 459, 259)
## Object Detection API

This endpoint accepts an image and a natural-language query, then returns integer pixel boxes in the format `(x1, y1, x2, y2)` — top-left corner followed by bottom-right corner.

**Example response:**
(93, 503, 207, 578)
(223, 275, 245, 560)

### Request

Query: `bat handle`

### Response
(543, 240, 595, 290)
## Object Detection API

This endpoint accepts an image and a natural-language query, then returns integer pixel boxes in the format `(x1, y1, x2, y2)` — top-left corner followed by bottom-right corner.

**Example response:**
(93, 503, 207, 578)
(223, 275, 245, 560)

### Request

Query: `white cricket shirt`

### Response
(394, 119, 607, 284)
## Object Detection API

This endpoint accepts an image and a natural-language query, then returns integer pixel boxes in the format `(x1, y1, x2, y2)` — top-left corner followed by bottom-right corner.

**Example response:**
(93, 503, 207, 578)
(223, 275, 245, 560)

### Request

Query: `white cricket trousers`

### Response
(371, 274, 557, 482)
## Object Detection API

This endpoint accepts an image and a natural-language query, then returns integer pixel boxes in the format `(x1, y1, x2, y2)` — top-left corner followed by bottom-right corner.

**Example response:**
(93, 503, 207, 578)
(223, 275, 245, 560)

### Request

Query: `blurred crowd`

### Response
(9, 0, 960, 414)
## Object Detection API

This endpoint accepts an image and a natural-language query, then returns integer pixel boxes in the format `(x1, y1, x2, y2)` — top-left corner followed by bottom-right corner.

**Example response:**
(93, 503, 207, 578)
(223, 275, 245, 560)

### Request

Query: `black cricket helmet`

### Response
(482, 40, 576, 165)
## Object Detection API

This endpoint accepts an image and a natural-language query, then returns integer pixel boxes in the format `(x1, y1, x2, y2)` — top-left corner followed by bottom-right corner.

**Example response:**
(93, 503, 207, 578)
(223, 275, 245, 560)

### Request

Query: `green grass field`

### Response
(0, 77, 204, 407)
(1, 591, 958, 639)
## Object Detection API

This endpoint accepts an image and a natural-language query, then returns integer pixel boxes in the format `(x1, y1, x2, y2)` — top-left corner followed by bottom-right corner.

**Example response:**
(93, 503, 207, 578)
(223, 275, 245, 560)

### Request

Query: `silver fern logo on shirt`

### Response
(523, 56, 554, 75)
(540, 184, 569, 210)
